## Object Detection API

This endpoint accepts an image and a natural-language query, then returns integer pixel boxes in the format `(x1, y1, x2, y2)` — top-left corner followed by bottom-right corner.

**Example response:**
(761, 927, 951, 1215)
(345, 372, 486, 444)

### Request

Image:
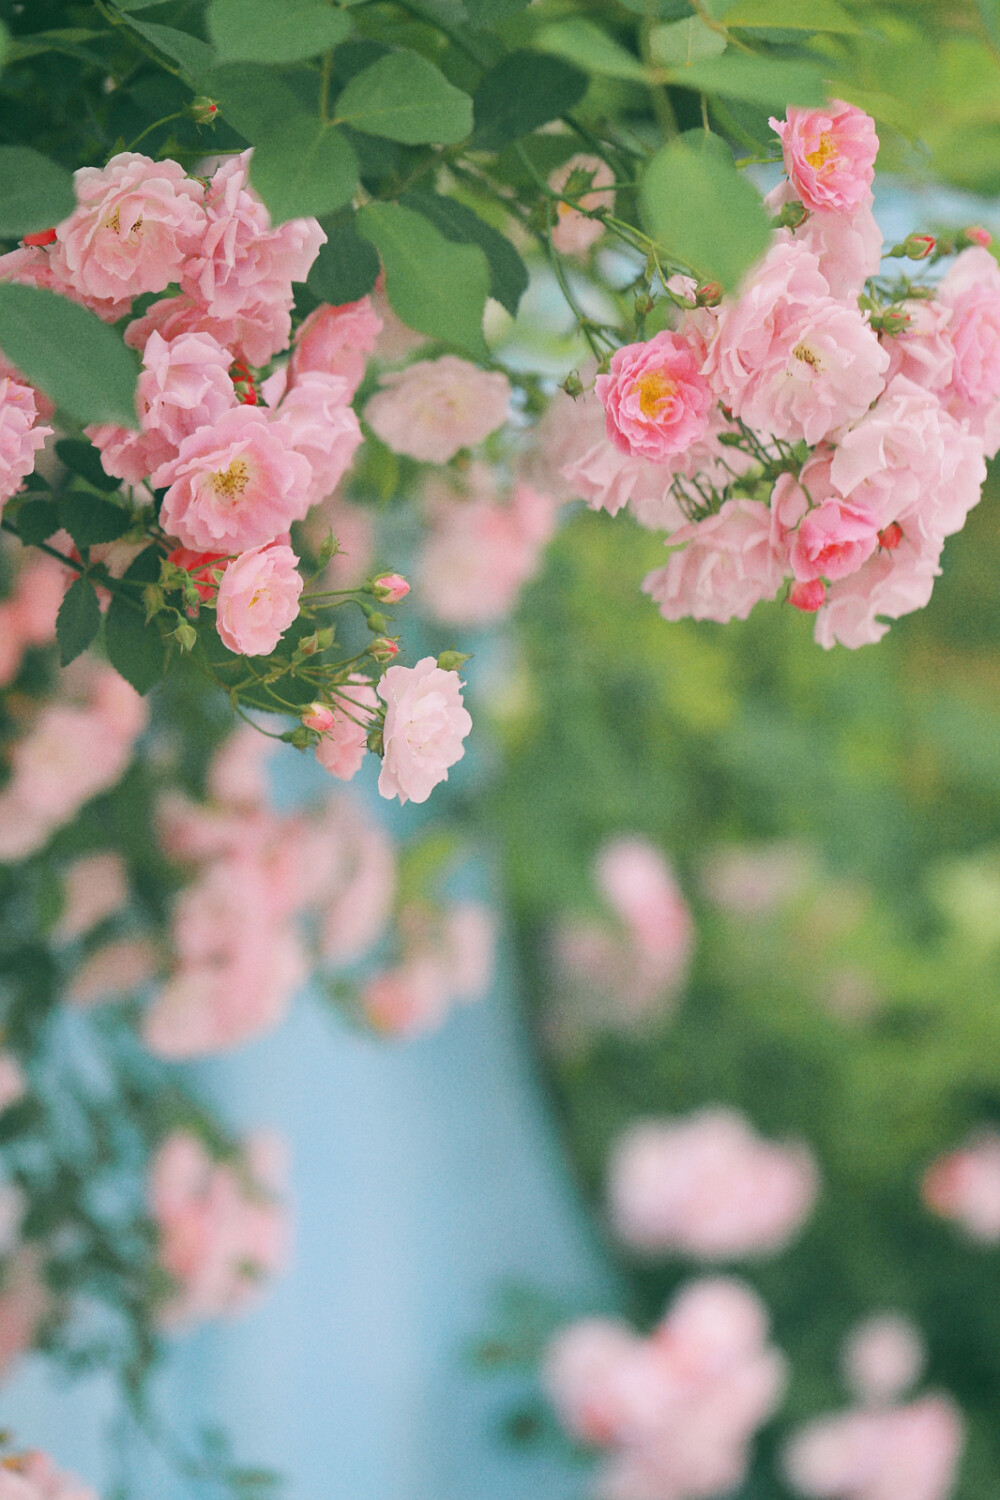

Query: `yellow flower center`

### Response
(209, 459, 250, 503)
(631, 369, 677, 420)
(793, 343, 821, 370)
(804, 131, 838, 171)
(104, 206, 121, 235)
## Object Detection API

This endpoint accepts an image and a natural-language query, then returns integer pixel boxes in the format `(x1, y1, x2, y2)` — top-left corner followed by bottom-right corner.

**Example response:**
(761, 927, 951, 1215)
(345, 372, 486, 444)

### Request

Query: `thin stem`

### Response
(127, 111, 186, 152)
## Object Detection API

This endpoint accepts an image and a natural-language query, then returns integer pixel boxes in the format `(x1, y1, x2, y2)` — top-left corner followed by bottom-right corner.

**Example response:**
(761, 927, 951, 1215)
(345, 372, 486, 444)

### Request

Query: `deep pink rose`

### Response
(770, 101, 878, 213)
(790, 497, 880, 582)
(215, 543, 303, 656)
(596, 330, 713, 462)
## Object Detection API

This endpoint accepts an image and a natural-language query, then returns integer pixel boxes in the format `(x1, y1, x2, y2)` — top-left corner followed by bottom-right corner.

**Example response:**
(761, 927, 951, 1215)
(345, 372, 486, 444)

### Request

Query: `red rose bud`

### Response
(372, 573, 410, 604)
(904, 233, 935, 260)
(695, 282, 723, 308)
(962, 225, 992, 248)
(370, 636, 399, 663)
(788, 579, 826, 612)
(22, 227, 57, 247)
(302, 702, 335, 732)
(878, 522, 903, 550)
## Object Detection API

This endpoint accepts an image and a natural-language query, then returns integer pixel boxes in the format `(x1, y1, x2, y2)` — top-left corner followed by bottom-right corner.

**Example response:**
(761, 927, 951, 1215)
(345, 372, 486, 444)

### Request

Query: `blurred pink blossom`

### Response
(922, 1130, 1000, 1241)
(549, 154, 615, 257)
(66, 937, 160, 1007)
(783, 1395, 963, 1500)
(0, 1245, 53, 1382)
(0, 1449, 97, 1500)
(55, 852, 128, 943)
(842, 1314, 926, 1406)
(364, 356, 510, 463)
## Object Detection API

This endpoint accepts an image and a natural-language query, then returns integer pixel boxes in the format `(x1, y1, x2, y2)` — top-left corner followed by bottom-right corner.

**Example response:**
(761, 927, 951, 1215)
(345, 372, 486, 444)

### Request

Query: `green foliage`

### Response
(206, 0, 352, 65)
(0, 146, 75, 235)
(471, 51, 589, 150)
(401, 190, 529, 316)
(333, 49, 474, 144)
(56, 493, 132, 550)
(356, 201, 491, 357)
(56, 575, 100, 666)
(307, 214, 381, 304)
(248, 117, 358, 222)
(0, 285, 139, 428)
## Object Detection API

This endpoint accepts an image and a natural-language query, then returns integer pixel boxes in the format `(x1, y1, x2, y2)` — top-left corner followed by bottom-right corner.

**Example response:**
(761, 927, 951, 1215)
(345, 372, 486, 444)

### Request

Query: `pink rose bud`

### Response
(962, 225, 993, 248)
(23, 227, 57, 247)
(370, 636, 400, 662)
(372, 573, 410, 604)
(878, 522, 903, 550)
(789, 579, 826, 612)
(695, 281, 724, 308)
(303, 702, 335, 732)
(905, 233, 936, 260)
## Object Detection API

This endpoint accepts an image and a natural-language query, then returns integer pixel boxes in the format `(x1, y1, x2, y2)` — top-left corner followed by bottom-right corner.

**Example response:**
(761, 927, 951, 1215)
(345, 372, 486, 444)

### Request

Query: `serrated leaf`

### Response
(670, 52, 826, 106)
(55, 438, 123, 493)
(16, 499, 59, 546)
(714, 0, 861, 28)
(0, 148, 75, 237)
(356, 202, 490, 358)
(56, 576, 101, 666)
(308, 215, 380, 304)
(649, 18, 727, 68)
(334, 50, 473, 144)
(471, 50, 589, 150)
(57, 494, 131, 549)
(105, 593, 167, 695)
(206, 0, 352, 64)
(122, 17, 215, 81)
(0, 285, 139, 428)
(534, 20, 648, 82)
(401, 191, 528, 317)
(249, 119, 357, 224)
(641, 132, 772, 290)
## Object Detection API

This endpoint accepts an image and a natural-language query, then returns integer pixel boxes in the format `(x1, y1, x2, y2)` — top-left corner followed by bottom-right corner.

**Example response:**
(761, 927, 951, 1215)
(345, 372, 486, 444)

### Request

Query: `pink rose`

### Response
(0, 1051, 26, 1113)
(937, 246, 1000, 453)
(136, 328, 237, 448)
(125, 290, 290, 370)
(596, 331, 713, 462)
(364, 356, 511, 463)
(51, 151, 206, 306)
(361, 956, 452, 1037)
(315, 799, 396, 964)
(783, 1396, 963, 1500)
(314, 677, 378, 780)
(156, 406, 313, 552)
(644, 499, 786, 624)
(55, 851, 128, 942)
(765, 179, 882, 299)
(607, 1107, 819, 1259)
(790, 496, 881, 582)
(922, 1130, 1000, 1241)
(0, 1449, 98, 1500)
(66, 937, 159, 1007)
(290, 297, 382, 396)
(215, 542, 303, 657)
(377, 657, 472, 805)
(880, 298, 955, 393)
(0, 378, 51, 515)
(548, 154, 615, 257)
(270, 370, 363, 506)
(770, 101, 879, 214)
(595, 837, 694, 991)
(842, 1314, 926, 1406)
(813, 529, 942, 649)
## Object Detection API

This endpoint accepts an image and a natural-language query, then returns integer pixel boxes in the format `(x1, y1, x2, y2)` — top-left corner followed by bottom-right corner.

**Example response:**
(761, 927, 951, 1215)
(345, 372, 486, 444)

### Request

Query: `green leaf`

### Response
(307, 215, 380, 304)
(206, 0, 352, 64)
(534, 20, 648, 82)
(471, 51, 589, 150)
(618, 0, 694, 15)
(401, 191, 528, 317)
(56, 576, 101, 666)
(105, 592, 167, 695)
(670, 52, 827, 106)
(0, 285, 139, 428)
(197, 64, 303, 142)
(55, 439, 123, 494)
(333, 50, 473, 144)
(16, 499, 59, 546)
(641, 131, 772, 290)
(57, 494, 131, 549)
(355, 202, 490, 358)
(649, 17, 727, 68)
(465, 0, 531, 22)
(977, 0, 1000, 48)
(122, 17, 215, 81)
(714, 0, 861, 27)
(0, 148, 75, 236)
(249, 119, 357, 223)
(0, 18, 9, 70)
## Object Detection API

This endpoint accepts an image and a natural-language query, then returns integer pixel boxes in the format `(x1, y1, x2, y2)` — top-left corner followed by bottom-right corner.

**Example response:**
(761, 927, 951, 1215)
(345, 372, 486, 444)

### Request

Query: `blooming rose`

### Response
(364, 356, 511, 463)
(51, 151, 206, 307)
(790, 497, 881, 582)
(314, 677, 378, 780)
(937, 246, 1000, 453)
(782, 1396, 963, 1500)
(596, 330, 713, 462)
(156, 406, 313, 552)
(125, 290, 290, 371)
(0, 379, 51, 515)
(770, 102, 878, 214)
(377, 657, 472, 805)
(765, 179, 882, 300)
(215, 543, 303, 657)
(548, 154, 615, 257)
(290, 296, 382, 395)
(269, 369, 363, 505)
(0, 1449, 98, 1500)
(813, 528, 942, 649)
(607, 1107, 819, 1259)
(644, 499, 786, 624)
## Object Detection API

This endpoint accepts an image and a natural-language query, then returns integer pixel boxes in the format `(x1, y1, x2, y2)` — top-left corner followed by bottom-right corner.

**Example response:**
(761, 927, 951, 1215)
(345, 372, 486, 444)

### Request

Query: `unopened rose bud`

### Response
(788, 579, 826, 612)
(695, 281, 723, 308)
(372, 573, 409, 604)
(297, 630, 320, 656)
(22, 227, 56, 247)
(633, 292, 655, 318)
(302, 702, 335, 732)
(872, 308, 911, 335)
(316, 531, 340, 566)
(366, 727, 385, 756)
(878, 522, 903, 550)
(366, 610, 389, 634)
(905, 233, 935, 260)
(961, 225, 993, 248)
(188, 96, 219, 126)
(774, 199, 808, 230)
(370, 636, 399, 662)
(288, 725, 313, 750)
(561, 371, 584, 399)
(173, 620, 197, 652)
(436, 649, 471, 672)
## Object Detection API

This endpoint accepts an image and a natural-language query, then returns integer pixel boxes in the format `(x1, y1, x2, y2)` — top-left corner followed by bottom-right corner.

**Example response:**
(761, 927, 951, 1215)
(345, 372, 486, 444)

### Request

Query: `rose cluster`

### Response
(564, 102, 1000, 648)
